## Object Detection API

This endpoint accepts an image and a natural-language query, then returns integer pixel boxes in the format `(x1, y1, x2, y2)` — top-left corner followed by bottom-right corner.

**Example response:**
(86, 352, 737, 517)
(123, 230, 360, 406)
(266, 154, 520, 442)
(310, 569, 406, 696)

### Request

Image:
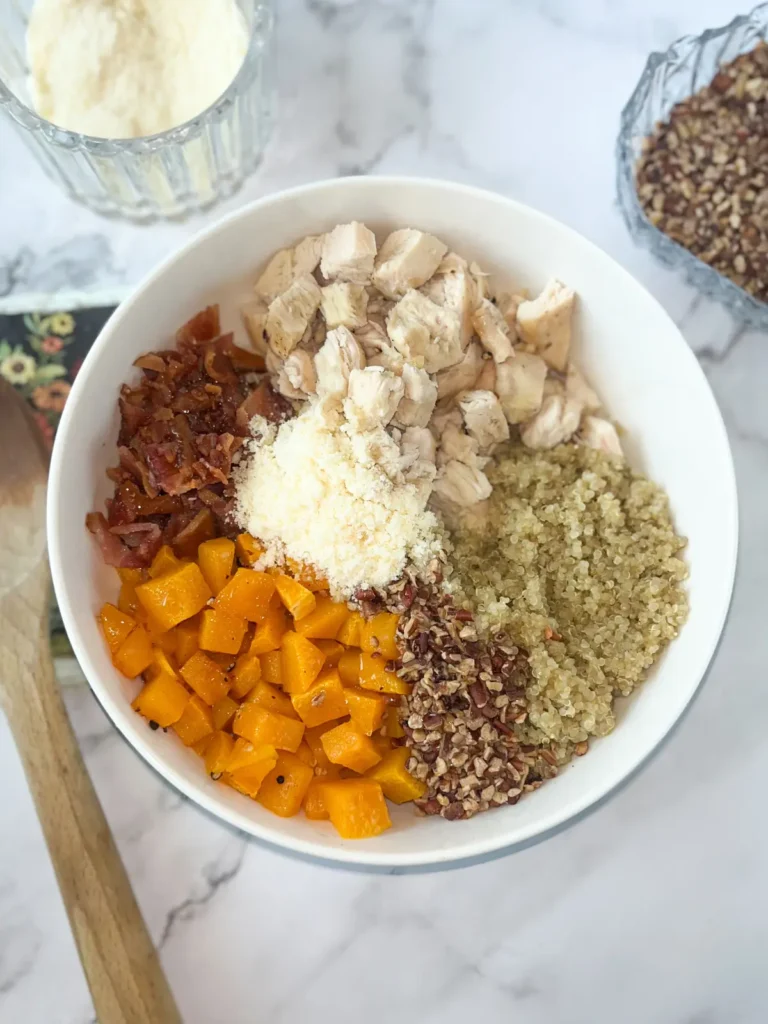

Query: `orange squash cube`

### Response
(227, 737, 278, 773)
(273, 573, 317, 621)
(132, 673, 189, 727)
(295, 739, 315, 767)
(320, 720, 382, 773)
(293, 595, 349, 640)
(336, 610, 364, 647)
(136, 562, 212, 632)
(99, 603, 136, 655)
(304, 722, 343, 774)
(284, 557, 328, 592)
(259, 650, 284, 685)
(366, 746, 427, 803)
(117, 567, 145, 585)
(344, 688, 387, 736)
(180, 650, 230, 706)
(243, 680, 297, 719)
(249, 596, 288, 655)
(228, 749, 279, 797)
(371, 734, 393, 757)
(212, 695, 239, 731)
(173, 695, 214, 746)
(384, 704, 405, 738)
(314, 639, 344, 667)
(338, 650, 362, 687)
(233, 704, 305, 752)
(198, 608, 247, 655)
(117, 582, 140, 616)
(173, 616, 200, 665)
(303, 777, 331, 820)
(230, 654, 262, 699)
(323, 779, 392, 838)
(112, 625, 153, 678)
(148, 544, 185, 579)
(145, 647, 178, 682)
(197, 537, 236, 595)
(170, 508, 215, 558)
(204, 730, 235, 776)
(215, 568, 275, 622)
(358, 653, 410, 695)
(235, 532, 264, 567)
(257, 752, 314, 817)
(360, 612, 400, 660)
(281, 631, 325, 695)
(291, 669, 348, 728)
(192, 735, 212, 757)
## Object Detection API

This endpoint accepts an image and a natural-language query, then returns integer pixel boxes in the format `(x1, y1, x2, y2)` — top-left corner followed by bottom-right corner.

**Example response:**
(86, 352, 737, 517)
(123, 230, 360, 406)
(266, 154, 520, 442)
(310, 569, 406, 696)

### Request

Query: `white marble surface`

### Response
(2, 1, 768, 1022)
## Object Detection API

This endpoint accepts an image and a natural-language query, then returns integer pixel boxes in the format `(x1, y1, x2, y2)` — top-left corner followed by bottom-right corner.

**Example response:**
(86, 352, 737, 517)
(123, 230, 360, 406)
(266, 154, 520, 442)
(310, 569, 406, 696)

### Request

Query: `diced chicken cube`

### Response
(387, 290, 463, 374)
(265, 274, 322, 358)
(368, 343, 405, 375)
(354, 320, 389, 358)
(255, 249, 295, 303)
(284, 350, 317, 396)
(373, 228, 448, 299)
(436, 423, 483, 470)
(494, 292, 523, 337)
(435, 340, 484, 400)
(401, 426, 437, 500)
(474, 356, 497, 392)
(457, 390, 510, 451)
(520, 392, 582, 450)
(472, 298, 514, 363)
(516, 278, 576, 372)
(580, 416, 622, 457)
(429, 404, 463, 441)
(343, 366, 404, 431)
(293, 234, 324, 277)
(433, 460, 492, 507)
(320, 222, 377, 284)
(422, 253, 477, 347)
(566, 364, 601, 414)
(320, 281, 369, 329)
(241, 298, 269, 356)
(495, 353, 548, 424)
(314, 326, 366, 398)
(401, 425, 437, 466)
(395, 364, 438, 428)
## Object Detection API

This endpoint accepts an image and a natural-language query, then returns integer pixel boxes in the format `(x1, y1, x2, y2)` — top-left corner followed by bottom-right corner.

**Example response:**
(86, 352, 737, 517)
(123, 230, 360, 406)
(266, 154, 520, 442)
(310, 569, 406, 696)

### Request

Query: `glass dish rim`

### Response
(0, 1, 273, 152)
(616, 0, 768, 327)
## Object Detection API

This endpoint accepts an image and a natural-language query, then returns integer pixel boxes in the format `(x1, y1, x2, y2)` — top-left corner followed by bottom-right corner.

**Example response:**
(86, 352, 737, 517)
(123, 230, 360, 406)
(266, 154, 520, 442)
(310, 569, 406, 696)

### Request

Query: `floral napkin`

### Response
(0, 305, 117, 654)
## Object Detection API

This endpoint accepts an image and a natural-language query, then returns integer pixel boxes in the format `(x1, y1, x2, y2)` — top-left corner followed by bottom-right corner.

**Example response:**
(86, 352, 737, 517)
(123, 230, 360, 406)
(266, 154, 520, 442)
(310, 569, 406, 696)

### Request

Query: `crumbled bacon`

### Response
(87, 304, 290, 568)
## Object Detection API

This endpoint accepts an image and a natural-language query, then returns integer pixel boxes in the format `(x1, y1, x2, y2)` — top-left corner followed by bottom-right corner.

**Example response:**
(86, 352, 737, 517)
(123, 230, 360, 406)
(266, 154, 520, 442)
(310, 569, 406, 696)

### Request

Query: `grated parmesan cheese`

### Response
(234, 400, 443, 596)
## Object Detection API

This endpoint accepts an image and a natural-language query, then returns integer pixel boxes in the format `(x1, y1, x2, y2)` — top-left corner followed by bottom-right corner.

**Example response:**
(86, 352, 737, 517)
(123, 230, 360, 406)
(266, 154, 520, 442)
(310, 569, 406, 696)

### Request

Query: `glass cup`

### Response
(0, 0, 275, 221)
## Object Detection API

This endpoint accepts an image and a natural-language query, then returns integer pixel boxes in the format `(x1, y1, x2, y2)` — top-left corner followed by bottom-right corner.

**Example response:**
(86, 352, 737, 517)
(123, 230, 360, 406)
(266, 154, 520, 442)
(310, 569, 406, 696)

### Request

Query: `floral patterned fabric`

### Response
(0, 305, 116, 653)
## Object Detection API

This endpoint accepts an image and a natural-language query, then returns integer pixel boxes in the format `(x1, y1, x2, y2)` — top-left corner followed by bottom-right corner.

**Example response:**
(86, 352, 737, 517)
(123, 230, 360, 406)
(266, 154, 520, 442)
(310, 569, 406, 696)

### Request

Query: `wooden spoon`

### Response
(0, 382, 181, 1024)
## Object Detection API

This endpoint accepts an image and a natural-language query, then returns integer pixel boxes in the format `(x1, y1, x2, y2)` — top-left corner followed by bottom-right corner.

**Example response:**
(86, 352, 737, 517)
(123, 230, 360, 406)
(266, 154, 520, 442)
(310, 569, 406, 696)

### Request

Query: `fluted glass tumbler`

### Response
(0, 0, 275, 221)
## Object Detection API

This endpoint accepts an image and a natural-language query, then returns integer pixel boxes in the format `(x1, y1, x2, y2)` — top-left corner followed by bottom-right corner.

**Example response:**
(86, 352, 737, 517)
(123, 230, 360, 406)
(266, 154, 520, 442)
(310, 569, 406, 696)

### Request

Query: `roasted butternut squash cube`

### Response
(336, 610, 364, 647)
(295, 739, 315, 767)
(384, 704, 405, 738)
(113, 625, 153, 678)
(145, 647, 178, 682)
(228, 751, 279, 797)
(371, 734, 393, 757)
(180, 650, 230, 706)
(233, 704, 305, 752)
(199, 608, 247, 655)
(273, 573, 317, 621)
(365, 746, 426, 803)
(215, 568, 275, 622)
(358, 653, 410, 695)
(192, 735, 212, 757)
(117, 567, 145, 585)
(291, 669, 348, 728)
(338, 650, 362, 687)
(212, 695, 239, 731)
(235, 532, 264, 567)
(344, 688, 387, 736)
(260, 650, 284, 685)
(173, 616, 200, 665)
(132, 673, 189, 727)
(204, 730, 235, 776)
(197, 537, 236, 595)
(136, 562, 212, 632)
(314, 639, 344, 667)
(118, 582, 140, 616)
(304, 722, 343, 774)
(173, 695, 214, 746)
(244, 680, 297, 719)
(323, 779, 392, 839)
(303, 777, 330, 820)
(281, 631, 325, 695)
(257, 752, 314, 817)
(249, 596, 288, 655)
(99, 603, 136, 655)
(148, 544, 185, 579)
(230, 654, 262, 699)
(227, 737, 278, 773)
(284, 557, 328, 592)
(293, 595, 349, 640)
(320, 720, 381, 773)
(360, 612, 400, 660)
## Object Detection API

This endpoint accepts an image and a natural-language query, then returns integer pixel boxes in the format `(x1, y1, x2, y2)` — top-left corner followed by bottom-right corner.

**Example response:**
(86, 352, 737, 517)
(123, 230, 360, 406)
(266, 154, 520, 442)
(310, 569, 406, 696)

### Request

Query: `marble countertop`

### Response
(2, 1, 767, 1022)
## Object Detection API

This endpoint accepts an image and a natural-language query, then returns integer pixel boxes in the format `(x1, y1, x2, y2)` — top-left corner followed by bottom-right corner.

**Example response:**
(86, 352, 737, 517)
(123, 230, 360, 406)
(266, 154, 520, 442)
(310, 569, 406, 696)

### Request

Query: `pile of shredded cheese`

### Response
(234, 401, 443, 596)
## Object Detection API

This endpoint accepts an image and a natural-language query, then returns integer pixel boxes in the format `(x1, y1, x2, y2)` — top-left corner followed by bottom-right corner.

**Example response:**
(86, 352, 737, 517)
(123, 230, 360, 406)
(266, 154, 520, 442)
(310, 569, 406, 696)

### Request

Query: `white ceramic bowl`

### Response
(48, 177, 738, 868)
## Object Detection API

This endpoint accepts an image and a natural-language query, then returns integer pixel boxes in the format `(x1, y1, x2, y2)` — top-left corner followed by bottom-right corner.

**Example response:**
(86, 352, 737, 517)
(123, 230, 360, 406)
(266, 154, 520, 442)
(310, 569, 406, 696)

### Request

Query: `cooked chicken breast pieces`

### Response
(265, 274, 322, 359)
(517, 278, 575, 372)
(320, 222, 378, 284)
(387, 289, 464, 374)
(373, 228, 448, 299)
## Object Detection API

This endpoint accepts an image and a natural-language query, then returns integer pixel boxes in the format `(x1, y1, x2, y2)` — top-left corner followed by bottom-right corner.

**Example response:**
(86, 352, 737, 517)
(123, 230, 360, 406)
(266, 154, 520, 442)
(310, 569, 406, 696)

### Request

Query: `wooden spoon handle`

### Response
(2, 563, 181, 1024)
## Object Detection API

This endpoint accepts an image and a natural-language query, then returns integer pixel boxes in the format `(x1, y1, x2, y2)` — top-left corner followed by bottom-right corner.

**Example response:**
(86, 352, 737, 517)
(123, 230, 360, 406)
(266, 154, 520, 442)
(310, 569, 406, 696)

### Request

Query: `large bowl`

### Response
(48, 177, 738, 869)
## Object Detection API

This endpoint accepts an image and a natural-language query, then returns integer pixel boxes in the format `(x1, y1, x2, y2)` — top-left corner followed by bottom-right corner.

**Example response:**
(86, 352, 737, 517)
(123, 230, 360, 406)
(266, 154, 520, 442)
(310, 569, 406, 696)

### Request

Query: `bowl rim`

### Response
(47, 175, 739, 868)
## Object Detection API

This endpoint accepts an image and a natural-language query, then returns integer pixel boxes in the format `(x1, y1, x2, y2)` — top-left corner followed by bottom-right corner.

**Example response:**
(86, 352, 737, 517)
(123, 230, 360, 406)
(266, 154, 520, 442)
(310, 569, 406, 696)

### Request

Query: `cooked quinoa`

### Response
(445, 444, 689, 756)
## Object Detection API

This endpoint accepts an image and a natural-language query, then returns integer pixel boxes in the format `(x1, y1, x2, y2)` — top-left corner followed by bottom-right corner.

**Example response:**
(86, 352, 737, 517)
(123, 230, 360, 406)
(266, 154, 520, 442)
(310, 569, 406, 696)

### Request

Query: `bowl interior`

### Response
(48, 178, 737, 867)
